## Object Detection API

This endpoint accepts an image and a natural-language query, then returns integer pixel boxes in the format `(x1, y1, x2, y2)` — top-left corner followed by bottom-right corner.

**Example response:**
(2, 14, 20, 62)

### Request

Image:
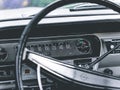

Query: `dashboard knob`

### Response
(103, 68, 113, 75)
(0, 47, 8, 61)
(110, 44, 114, 49)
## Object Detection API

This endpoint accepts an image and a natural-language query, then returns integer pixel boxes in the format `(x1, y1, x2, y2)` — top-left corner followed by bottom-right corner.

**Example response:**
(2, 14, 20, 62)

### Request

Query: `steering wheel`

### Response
(16, 0, 120, 90)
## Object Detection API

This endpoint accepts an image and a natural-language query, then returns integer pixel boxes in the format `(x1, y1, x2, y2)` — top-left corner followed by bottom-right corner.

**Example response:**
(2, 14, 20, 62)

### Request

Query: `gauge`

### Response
(76, 39, 91, 54)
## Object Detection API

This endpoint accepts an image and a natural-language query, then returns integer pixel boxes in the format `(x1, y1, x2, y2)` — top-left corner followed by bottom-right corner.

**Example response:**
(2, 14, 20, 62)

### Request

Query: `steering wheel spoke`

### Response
(25, 51, 120, 89)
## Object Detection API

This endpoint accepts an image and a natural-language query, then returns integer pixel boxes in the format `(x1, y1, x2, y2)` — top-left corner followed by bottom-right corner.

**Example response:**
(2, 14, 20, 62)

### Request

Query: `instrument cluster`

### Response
(0, 35, 101, 63)
(25, 35, 100, 60)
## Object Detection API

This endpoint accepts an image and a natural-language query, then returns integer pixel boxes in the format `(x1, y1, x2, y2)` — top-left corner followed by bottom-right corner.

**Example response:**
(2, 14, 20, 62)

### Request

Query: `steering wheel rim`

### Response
(16, 0, 120, 90)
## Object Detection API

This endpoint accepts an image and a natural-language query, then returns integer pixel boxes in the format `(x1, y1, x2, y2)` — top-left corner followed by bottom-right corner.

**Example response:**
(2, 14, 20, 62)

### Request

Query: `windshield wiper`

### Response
(70, 3, 108, 11)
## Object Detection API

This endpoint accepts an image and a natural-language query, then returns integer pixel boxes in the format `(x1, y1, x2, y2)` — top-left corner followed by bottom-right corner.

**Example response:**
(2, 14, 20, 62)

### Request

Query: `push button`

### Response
(103, 68, 113, 75)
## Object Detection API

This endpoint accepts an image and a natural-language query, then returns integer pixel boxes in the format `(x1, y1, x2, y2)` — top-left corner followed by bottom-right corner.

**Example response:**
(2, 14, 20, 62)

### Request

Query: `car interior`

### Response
(1, 0, 120, 90)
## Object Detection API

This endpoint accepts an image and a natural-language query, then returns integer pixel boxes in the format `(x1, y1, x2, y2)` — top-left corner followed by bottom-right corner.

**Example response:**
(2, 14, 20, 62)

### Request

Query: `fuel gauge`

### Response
(76, 39, 91, 54)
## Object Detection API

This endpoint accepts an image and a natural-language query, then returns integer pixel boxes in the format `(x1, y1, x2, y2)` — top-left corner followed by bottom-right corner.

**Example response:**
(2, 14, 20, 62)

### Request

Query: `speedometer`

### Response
(76, 39, 91, 54)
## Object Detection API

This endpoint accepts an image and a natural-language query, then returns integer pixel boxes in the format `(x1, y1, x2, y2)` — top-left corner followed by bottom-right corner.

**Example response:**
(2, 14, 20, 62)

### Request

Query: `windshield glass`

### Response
(0, 0, 56, 9)
(0, 0, 120, 21)
(0, 0, 120, 10)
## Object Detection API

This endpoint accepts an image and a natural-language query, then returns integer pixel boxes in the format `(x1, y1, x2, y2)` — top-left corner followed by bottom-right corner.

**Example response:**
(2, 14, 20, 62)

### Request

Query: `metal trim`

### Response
(27, 52, 120, 89)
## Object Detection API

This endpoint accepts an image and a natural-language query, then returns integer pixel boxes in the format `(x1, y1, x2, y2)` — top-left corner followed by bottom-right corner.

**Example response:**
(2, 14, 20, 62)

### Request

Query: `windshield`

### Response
(0, 0, 120, 21)
(0, 0, 56, 9)
(0, 0, 120, 10)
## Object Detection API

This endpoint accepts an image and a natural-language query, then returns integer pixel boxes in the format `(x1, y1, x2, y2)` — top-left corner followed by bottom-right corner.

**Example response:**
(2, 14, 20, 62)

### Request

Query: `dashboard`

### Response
(0, 14, 120, 90)
(0, 34, 101, 90)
